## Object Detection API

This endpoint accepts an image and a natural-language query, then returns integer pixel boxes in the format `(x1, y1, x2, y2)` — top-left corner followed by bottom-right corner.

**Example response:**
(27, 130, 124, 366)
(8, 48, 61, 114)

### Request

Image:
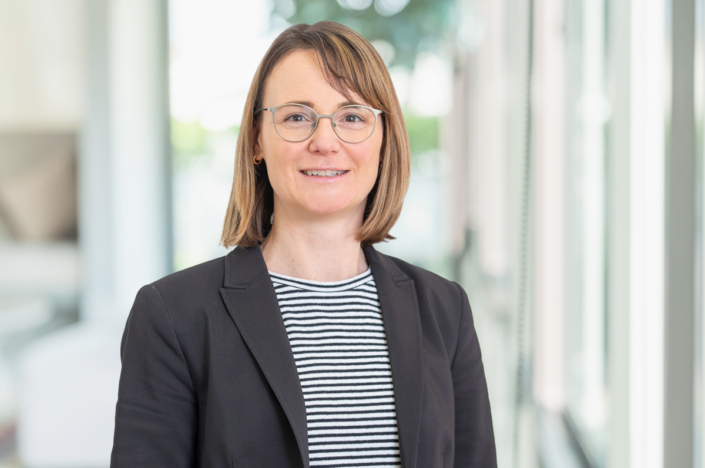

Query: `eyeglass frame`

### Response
(256, 103, 383, 144)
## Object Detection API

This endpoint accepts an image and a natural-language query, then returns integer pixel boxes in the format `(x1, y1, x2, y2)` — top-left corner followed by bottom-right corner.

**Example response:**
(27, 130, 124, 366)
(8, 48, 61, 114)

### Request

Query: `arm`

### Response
(110, 284, 197, 467)
(451, 282, 497, 468)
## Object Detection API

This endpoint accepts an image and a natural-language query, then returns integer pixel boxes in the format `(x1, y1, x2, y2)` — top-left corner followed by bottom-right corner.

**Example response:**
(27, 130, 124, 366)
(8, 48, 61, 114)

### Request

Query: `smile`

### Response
(300, 170, 349, 177)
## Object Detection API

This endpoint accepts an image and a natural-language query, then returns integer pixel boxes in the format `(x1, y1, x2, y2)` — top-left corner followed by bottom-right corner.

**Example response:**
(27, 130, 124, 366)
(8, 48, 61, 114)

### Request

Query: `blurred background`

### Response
(0, 0, 702, 466)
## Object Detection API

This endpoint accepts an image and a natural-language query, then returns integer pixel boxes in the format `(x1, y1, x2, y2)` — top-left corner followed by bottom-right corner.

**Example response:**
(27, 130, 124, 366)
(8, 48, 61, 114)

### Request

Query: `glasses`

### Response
(257, 103, 383, 144)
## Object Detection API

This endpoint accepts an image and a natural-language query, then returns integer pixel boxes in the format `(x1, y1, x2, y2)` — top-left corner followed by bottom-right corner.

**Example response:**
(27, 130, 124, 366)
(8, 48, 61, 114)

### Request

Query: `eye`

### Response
(338, 112, 365, 123)
(284, 113, 309, 122)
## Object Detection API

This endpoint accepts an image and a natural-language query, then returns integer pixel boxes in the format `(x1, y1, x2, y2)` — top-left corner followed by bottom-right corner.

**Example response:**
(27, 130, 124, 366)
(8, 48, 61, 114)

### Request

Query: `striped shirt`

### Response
(268, 266, 402, 468)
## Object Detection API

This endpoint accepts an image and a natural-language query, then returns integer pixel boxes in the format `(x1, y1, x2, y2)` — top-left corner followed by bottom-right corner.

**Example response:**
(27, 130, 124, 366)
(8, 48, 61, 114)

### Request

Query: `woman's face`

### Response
(256, 49, 384, 224)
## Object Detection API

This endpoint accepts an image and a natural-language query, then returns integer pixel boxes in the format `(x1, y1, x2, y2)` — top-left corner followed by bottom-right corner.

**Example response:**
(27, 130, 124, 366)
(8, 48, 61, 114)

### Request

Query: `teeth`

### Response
(304, 170, 346, 177)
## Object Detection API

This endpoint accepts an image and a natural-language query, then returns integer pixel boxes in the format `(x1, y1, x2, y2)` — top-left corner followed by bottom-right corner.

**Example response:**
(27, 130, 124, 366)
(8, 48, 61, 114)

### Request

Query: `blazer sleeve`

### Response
(451, 282, 498, 468)
(110, 284, 197, 468)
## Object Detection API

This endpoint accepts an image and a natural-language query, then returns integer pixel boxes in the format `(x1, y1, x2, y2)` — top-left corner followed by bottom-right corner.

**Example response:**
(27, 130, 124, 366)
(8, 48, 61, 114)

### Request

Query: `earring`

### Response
(254, 155, 263, 165)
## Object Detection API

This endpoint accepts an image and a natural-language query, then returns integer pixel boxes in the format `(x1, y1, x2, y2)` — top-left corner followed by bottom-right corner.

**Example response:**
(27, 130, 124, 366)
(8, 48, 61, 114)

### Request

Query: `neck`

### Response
(260, 206, 369, 282)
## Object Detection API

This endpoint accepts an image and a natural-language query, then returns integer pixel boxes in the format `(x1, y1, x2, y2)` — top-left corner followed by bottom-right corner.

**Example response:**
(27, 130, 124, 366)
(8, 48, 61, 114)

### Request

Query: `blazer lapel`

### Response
(219, 242, 425, 468)
(363, 244, 425, 468)
(219, 243, 310, 468)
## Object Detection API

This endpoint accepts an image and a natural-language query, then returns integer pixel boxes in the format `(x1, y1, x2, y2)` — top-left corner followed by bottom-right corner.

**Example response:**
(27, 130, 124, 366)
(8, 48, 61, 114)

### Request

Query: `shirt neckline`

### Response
(268, 266, 372, 288)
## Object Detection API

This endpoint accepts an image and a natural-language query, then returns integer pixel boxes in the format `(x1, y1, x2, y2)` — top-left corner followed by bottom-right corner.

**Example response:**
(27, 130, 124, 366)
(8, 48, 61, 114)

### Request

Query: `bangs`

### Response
(301, 32, 388, 113)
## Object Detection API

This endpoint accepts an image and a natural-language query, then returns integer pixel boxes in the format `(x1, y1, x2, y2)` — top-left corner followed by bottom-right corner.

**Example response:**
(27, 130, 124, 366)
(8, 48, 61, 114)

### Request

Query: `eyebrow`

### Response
(287, 100, 362, 109)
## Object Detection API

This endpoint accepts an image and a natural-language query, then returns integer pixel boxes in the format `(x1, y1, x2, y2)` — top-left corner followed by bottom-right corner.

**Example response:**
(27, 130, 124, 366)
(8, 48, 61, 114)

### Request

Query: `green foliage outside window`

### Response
(276, 0, 457, 69)
(404, 113, 439, 156)
(171, 119, 209, 165)
(171, 120, 239, 168)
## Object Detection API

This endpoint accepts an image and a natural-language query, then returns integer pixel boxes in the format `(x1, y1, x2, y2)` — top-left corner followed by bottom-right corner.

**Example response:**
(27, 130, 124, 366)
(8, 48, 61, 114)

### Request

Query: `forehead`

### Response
(263, 49, 368, 108)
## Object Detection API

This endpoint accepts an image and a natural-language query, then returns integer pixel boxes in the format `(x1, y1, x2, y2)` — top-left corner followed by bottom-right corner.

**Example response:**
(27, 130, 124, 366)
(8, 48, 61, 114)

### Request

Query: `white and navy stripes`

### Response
(268, 267, 402, 468)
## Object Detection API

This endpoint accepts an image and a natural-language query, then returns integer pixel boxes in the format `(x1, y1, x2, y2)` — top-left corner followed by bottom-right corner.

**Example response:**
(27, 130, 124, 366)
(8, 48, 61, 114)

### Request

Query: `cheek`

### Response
(265, 159, 290, 195)
(350, 152, 382, 197)
(263, 141, 304, 194)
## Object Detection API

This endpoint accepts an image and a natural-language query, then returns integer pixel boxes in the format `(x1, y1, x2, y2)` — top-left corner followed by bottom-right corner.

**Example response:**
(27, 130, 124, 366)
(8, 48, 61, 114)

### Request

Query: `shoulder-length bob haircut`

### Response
(220, 21, 411, 249)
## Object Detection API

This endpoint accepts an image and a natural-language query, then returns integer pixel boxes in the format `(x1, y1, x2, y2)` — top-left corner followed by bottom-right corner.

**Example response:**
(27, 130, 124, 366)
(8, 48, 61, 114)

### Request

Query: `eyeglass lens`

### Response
(272, 105, 377, 143)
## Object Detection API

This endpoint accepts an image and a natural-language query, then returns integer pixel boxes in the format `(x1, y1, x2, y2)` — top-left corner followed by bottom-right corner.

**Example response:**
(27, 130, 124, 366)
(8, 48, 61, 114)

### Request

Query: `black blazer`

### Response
(110, 242, 497, 467)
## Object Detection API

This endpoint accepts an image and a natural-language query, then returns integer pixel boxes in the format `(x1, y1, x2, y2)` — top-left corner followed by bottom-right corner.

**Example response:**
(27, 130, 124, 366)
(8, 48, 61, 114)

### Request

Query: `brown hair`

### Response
(220, 21, 411, 248)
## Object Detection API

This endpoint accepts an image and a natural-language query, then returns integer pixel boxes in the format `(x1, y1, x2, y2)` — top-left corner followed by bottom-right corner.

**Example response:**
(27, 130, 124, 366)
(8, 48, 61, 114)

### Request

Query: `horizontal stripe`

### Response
(309, 433, 399, 441)
(269, 267, 401, 468)
(303, 384, 394, 393)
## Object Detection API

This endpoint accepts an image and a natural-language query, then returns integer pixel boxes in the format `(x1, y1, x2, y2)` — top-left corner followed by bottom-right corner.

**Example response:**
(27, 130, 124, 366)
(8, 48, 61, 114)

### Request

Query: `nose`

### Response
(308, 116, 341, 154)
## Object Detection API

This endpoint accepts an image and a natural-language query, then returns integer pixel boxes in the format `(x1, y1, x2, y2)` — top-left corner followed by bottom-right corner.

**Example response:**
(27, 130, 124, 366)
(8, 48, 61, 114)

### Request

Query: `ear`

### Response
(253, 125, 263, 161)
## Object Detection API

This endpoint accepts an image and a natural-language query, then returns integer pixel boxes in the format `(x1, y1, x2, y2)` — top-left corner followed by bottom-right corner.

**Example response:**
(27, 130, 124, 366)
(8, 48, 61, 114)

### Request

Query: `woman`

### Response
(111, 21, 496, 468)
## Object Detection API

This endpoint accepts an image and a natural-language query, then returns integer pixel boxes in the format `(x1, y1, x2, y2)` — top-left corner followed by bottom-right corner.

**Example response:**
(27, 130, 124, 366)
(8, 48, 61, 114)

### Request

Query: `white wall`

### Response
(0, 0, 86, 130)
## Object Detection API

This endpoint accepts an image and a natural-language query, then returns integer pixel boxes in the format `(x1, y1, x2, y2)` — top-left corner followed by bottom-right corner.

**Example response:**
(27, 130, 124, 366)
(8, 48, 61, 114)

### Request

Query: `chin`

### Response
(302, 199, 354, 216)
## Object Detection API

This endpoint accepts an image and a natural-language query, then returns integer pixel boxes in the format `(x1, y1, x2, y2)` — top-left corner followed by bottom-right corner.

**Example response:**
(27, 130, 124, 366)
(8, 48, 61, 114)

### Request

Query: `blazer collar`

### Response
(220, 242, 425, 468)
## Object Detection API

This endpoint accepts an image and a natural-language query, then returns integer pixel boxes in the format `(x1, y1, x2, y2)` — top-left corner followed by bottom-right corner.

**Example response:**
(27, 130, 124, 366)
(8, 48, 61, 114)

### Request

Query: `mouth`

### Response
(299, 169, 349, 178)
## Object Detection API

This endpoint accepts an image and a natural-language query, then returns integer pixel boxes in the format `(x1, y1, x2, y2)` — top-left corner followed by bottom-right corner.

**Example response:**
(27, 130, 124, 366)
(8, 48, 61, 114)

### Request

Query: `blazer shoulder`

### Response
(380, 251, 463, 299)
(378, 252, 467, 347)
(150, 255, 226, 298)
